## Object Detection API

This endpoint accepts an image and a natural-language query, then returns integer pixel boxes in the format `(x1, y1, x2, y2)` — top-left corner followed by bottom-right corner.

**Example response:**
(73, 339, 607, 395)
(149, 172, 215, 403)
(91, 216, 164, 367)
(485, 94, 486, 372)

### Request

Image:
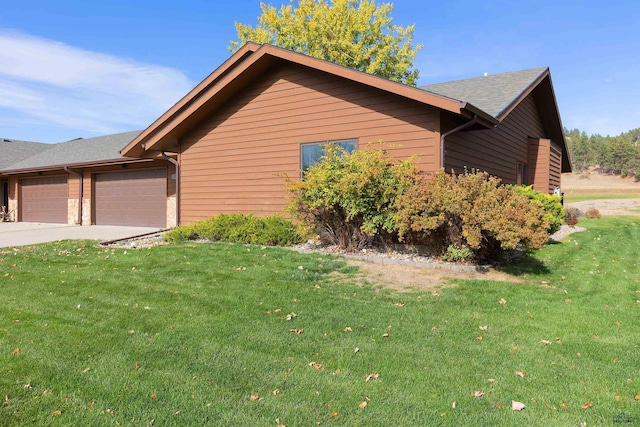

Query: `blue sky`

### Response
(1, 0, 639, 143)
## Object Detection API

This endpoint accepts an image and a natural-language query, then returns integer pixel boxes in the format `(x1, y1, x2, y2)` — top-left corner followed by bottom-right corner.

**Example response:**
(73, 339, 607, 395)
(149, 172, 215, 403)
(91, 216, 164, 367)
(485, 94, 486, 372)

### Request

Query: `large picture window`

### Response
(301, 140, 357, 171)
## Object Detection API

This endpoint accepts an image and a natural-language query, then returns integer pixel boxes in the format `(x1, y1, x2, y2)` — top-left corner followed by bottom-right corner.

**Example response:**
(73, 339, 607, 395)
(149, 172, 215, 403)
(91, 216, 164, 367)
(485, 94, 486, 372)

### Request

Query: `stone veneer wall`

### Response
(166, 196, 177, 228)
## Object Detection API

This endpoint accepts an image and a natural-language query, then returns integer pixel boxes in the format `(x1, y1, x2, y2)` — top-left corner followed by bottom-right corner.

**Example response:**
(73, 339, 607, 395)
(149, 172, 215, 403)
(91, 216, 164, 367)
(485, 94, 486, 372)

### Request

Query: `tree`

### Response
(229, 0, 422, 85)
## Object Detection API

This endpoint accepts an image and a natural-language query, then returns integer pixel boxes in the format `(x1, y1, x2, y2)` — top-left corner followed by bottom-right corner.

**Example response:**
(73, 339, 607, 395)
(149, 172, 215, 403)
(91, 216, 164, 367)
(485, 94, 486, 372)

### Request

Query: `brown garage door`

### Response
(21, 176, 68, 223)
(94, 169, 167, 227)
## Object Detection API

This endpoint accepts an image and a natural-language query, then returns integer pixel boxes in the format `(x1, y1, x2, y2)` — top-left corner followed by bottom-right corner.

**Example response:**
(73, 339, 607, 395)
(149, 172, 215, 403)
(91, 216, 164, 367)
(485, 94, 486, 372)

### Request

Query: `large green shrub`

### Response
(394, 170, 550, 261)
(164, 213, 303, 246)
(513, 185, 565, 234)
(286, 143, 421, 250)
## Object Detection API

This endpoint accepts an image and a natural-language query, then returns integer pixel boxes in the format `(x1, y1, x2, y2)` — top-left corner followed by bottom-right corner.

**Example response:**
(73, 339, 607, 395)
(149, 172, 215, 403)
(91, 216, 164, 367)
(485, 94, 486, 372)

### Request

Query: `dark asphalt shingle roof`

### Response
(0, 138, 51, 170)
(420, 67, 548, 119)
(2, 130, 142, 171)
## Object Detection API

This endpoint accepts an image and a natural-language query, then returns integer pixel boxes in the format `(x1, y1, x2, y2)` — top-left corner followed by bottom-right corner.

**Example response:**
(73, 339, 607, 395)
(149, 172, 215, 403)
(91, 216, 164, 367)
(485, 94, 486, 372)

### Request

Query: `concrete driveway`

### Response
(0, 222, 163, 248)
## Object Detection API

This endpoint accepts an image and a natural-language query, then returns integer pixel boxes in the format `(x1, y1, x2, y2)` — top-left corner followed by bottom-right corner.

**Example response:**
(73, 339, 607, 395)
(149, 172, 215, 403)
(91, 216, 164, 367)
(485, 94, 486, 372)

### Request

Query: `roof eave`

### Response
(1, 158, 155, 175)
(125, 43, 467, 157)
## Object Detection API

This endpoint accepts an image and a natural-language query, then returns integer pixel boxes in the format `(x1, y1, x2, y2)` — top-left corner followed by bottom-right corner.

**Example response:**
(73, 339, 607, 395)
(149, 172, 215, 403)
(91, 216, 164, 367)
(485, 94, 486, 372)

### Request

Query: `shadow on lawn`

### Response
(497, 250, 551, 277)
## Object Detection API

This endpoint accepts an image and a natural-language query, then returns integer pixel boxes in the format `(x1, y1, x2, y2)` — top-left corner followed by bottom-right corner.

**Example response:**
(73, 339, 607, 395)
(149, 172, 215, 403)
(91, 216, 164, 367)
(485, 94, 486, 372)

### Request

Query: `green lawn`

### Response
(563, 192, 640, 203)
(1, 218, 639, 426)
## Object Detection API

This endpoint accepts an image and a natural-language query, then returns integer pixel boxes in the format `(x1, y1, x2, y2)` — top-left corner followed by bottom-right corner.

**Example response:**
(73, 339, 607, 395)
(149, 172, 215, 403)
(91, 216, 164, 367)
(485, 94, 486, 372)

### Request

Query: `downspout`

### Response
(64, 166, 83, 225)
(440, 114, 478, 168)
(161, 152, 180, 227)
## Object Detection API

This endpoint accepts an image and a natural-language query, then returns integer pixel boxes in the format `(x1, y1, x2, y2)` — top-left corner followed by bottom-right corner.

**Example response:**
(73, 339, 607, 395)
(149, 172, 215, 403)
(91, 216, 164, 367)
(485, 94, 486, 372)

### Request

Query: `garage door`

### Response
(21, 176, 68, 223)
(94, 169, 167, 227)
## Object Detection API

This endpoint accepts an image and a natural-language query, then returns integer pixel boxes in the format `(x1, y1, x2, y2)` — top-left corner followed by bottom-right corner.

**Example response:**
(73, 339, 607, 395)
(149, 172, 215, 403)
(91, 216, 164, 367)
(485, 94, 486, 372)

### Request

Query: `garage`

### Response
(94, 169, 167, 227)
(20, 176, 68, 223)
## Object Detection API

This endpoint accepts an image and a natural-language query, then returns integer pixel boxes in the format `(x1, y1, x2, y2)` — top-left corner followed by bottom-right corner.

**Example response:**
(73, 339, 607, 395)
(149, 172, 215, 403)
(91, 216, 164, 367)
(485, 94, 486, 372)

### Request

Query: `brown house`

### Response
(122, 42, 570, 225)
(2, 42, 570, 227)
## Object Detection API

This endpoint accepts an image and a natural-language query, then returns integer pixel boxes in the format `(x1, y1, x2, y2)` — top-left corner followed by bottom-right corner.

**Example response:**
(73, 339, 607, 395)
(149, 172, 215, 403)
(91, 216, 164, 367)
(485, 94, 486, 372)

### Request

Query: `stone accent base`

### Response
(166, 196, 177, 228)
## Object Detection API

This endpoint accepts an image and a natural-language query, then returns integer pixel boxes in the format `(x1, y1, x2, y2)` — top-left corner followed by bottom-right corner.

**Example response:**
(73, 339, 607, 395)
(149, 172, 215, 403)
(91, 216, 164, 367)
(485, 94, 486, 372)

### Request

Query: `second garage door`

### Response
(21, 176, 68, 223)
(94, 169, 167, 227)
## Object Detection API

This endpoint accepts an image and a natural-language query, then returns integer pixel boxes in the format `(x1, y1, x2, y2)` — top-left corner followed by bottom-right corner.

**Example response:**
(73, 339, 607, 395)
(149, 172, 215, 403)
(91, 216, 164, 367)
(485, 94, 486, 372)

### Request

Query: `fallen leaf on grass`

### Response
(285, 313, 297, 321)
(512, 401, 525, 411)
(515, 371, 525, 378)
(479, 325, 488, 331)
(540, 340, 552, 345)
(308, 362, 323, 370)
(635, 395, 640, 400)
(249, 393, 262, 401)
(580, 401, 593, 409)
(395, 303, 405, 307)
(150, 394, 157, 400)
(358, 401, 367, 409)
(499, 298, 507, 305)
(382, 333, 389, 338)
(487, 379, 496, 383)
(272, 389, 281, 396)
(329, 412, 338, 418)
(82, 367, 91, 373)
(471, 390, 484, 397)
(12, 348, 19, 355)
(452, 401, 456, 409)
(289, 328, 304, 334)
(365, 373, 379, 382)
(135, 362, 140, 370)
(475, 336, 483, 341)
(53, 410, 62, 416)
(344, 326, 352, 332)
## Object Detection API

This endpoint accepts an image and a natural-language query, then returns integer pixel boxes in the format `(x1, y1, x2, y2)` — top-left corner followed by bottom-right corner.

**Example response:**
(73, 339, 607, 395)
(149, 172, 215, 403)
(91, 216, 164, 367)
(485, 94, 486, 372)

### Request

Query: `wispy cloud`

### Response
(0, 31, 194, 141)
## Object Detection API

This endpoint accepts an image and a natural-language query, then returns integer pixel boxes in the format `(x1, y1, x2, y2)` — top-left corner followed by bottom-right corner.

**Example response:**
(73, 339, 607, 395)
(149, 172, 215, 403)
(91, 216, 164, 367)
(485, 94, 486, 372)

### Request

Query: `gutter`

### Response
(64, 166, 83, 225)
(161, 152, 179, 227)
(439, 114, 478, 168)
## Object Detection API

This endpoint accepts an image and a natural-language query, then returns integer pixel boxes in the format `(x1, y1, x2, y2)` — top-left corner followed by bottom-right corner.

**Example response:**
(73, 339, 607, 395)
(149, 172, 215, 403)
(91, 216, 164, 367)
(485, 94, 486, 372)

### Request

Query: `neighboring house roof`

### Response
(0, 138, 50, 170)
(121, 43, 498, 158)
(420, 67, 549, 120)
(2, 130, 143, 173)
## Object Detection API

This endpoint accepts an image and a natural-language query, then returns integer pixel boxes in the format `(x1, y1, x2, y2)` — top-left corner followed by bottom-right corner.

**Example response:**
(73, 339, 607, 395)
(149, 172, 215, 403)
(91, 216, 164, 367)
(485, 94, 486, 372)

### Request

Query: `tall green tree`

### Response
(229, 0, 422, 85)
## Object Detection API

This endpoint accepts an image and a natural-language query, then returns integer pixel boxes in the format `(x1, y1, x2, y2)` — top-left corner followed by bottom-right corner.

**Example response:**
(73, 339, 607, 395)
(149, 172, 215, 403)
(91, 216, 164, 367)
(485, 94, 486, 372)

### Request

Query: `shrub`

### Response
(565, 207, 580, 226)
(585, 207, 601, 219)
(513, 185, 565, 234)
(286, 143, 421, 250)
(442, 245, 474, 263)
(164, 213, 303, 246)
(394, 170, 550, 261)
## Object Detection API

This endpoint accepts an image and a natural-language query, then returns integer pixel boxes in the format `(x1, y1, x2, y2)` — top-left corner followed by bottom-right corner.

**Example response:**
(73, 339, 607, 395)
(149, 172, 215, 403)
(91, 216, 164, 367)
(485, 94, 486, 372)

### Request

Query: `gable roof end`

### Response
(121, 43, 488, 158)
(420, 67, 549, 120)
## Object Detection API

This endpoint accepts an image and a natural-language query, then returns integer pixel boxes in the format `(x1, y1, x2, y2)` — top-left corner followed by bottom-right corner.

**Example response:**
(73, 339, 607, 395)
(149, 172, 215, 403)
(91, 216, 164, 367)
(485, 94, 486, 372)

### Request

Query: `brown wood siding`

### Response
(20, 176, 68, 223)
(94, 168, 167, 227)
(549, 141, 562, 192)
(528, 138, 550, 192)
(444, 95, 545, 184)
(179, 64, 440, 223)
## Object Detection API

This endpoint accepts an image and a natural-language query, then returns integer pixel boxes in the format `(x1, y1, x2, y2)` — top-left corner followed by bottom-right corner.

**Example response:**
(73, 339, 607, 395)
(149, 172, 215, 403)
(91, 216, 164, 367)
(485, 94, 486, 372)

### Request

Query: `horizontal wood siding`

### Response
(444, 94, 545, 184)
(528, 138, 550, 192)
(549, 141, 562, 192)
(179, 64, 440, 223)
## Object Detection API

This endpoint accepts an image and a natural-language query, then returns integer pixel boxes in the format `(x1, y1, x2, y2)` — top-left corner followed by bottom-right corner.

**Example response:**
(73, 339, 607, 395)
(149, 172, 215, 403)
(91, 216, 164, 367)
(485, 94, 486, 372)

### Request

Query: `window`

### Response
(516, 162, 528, 185)
(301, 140, 357, 171)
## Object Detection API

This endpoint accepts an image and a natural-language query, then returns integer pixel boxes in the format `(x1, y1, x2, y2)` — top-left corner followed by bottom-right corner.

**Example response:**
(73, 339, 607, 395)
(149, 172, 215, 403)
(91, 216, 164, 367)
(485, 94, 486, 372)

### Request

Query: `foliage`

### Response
(394, 170, 550, 261)
(564, 207, 580, 226)
(287, 143, 421, 250)
(513, 185, 565, 234)
(229, 0, 422, 85)
(442, 244, 473, 263)
(164, 213, 303, 246)
(585, 207, 601, 219)
(565, 127, 640, 176)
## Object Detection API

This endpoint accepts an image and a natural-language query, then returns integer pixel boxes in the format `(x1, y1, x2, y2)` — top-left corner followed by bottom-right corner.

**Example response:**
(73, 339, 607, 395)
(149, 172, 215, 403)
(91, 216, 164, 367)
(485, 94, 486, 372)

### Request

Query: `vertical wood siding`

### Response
(444, 95, 545, 184)
(179, 64, 440, 223)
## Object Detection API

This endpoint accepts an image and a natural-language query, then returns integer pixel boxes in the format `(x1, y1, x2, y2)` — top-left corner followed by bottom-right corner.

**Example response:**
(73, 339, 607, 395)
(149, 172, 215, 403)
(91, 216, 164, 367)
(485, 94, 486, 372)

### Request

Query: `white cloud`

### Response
(0, 31, 194, 141)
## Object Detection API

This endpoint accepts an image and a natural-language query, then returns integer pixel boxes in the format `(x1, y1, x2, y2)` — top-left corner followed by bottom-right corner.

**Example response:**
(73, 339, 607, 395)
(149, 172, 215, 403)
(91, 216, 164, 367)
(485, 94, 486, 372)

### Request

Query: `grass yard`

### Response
(563, 192, 640, 203)
(1, 218, 639, 426)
